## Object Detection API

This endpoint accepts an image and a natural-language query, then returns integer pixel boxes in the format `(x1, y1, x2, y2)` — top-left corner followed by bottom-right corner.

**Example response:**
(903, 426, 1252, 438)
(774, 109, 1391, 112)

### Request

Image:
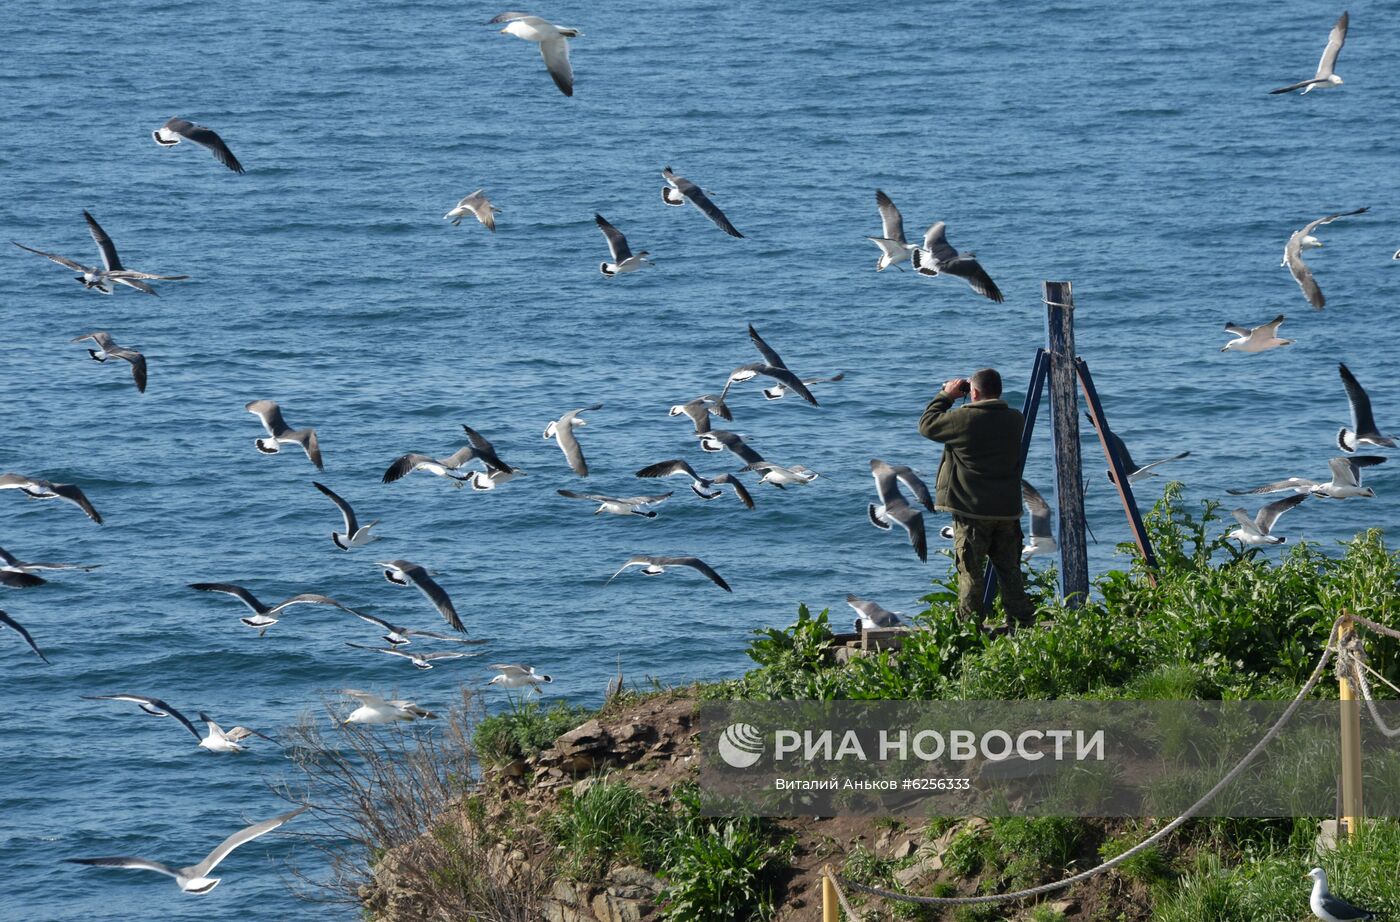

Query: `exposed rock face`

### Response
(540, 865, 664, 922)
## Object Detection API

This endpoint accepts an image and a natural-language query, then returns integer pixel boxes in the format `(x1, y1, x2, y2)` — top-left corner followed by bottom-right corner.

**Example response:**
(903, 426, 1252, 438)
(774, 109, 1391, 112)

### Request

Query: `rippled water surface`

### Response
(2, 1, 1398, 918)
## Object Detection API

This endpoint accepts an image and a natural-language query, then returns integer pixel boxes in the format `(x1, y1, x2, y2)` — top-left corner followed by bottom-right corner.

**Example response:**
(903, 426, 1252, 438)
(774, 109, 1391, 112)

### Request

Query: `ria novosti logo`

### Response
(717, 722, 765, 768)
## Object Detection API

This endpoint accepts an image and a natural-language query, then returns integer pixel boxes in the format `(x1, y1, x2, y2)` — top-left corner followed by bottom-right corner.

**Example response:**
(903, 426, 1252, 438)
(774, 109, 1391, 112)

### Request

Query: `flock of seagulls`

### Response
(3, 5, 1395, 906)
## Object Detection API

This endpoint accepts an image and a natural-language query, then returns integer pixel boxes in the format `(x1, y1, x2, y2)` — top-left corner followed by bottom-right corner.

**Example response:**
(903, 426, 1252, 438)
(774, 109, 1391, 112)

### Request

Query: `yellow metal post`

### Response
(822, 866, 839, 922)
(1339, 613, 1364, 840)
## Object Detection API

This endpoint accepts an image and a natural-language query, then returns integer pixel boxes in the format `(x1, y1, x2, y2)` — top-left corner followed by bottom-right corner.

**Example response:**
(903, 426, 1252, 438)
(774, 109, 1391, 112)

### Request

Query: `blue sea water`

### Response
(1, 0, 1398, 918)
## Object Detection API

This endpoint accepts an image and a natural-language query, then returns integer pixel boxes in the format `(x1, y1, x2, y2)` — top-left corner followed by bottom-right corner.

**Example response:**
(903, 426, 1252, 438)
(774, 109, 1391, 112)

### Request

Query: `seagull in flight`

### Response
(340, 689, 438, 724)
(867, 190, 916, 271)
(81, 694, 273, 752)
(557, 489, 673, 517)
(763, 372, 844, 401)
(1221, 315, 1291, 353)
(1227, 456, 1385, 500)
(246, 400, 323, 470)
(1337, 363, 1395, 452)
(868, 460, 934, 562)
(459, 424, 526, 490)
(312, 482, 379, 549)
(66, 806, 307, 893)
(911, 221, 1004, 302)
(668, 395, 732, 434)
(382, 446, 478, 486)
(346, 643, 475, 670)
(489, 12, 580, 96)
(152, 117, 245, 173)
(635, 459, 755, 507)
(719, 324, 819, 406)
(695, 429, 766, 466)
(342, 607, 487, 647)
(1021, 480, 1058, 559)
(188, 582, 351, 636)
(1270, 12, 1348, 95)
(661, 167, 743, 238)
(1307, 866, 1378, 921)
(0, 474, 102, 523)
(1082, 414, 1190, 483)
(0, 544, 98, 590)
(595, 214, 651, 276)
(1283, 208, 1368, 309)
(1227, 494, 1307, 547)
(0, 609, 49, 663)
(444, 189, 500, 231)
(376, 560, 466, 634)
(544, 404, 603, 476)
(607, 555, 732, 591)
(741, 462, 818, 488)
(487, 663, 553, 693)
(13, 210, 189, 295)
(71, 331, 148, 392)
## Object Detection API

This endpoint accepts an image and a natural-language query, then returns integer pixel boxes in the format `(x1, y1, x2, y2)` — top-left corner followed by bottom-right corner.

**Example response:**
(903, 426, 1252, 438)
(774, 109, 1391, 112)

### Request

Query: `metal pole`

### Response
(1339, 612, 1364, 840)
(822, 867, 839, 922)
(1043, 282, 1089, 607)
(982, 348, 1049, 610)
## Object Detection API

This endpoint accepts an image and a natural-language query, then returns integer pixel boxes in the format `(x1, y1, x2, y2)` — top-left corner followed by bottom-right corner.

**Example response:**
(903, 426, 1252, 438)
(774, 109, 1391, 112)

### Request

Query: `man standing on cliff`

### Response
(918, 368, 1035, 633)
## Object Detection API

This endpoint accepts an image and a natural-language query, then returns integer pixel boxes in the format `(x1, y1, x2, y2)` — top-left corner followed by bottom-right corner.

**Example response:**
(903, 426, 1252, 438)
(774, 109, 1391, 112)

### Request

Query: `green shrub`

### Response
(473, 699, 596, 765)
(548, 780, 672, 879)
(659, 817, 789, 921)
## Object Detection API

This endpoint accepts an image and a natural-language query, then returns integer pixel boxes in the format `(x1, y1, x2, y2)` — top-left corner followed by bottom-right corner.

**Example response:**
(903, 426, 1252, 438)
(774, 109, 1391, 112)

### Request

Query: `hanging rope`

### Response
(823, 866, 861, 920)
(838, 620, 1342, 907)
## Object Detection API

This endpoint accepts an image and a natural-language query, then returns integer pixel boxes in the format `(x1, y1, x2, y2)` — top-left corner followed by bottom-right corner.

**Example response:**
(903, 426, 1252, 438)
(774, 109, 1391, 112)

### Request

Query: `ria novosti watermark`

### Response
(699, 700, 1400, 817)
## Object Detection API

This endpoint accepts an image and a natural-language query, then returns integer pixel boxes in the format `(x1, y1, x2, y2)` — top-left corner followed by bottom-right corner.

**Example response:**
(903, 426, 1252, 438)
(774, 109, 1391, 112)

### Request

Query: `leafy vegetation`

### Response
(472, 698, 596, 765)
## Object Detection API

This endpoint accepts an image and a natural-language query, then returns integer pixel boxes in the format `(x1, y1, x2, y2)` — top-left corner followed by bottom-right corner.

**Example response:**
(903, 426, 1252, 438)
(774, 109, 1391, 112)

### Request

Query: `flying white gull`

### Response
(342, 606, 488, 647)
(867, 190, 915, 271)
(188, 582, 351, 636)
(911, 222, 1004, 302)
(545, 404, 603, 476)
(868, 460, 934, 562)
(1227, 456, 1385, 499)
(846, 594, 905, 631)
(71, 331, 147, 392)
(1228, 494, 1307, 547)
(0, 474, 102, 524)
(66, 806, 307, 893)
(668, 394, 732, 434)
(1083, 414, 1190, 483)
(0, 609, 49, 663)
(382, 446, 478, 486)
(557, 489, 672, 517)
(695, 429, 766, 466)
(1021, 480, 1058, 559)
(1307, 866, 1377, 921)
(488, 663, 553, 693)
(341, 689, 437, 724)
(13, 210, 189, 295)
(1337, 363, 1395, 452)
(1283, 208, 1368, 309)
(377, 560, 466, 634)
(763, 372, 844, 401)
(152, 117, 245, 173)
(489, 12, 580, 96)
(312, 481, 379, 550)
(0, 544, 97, 589)
(635, 459, 755, 507)
(460, 424, 526, 490)
(81, 694, 273, 752)
(1221, 315, 1291, 353)
(246, 400, 323, 470)
(719, 325, 819, 406)
(444, 189, 500, 231)
(661, 167, 743, 238)
(607, 555, 732, 591)
(595, 214, 651, 276)
(1270, 12, 1348, 95)
(741, 462, 818, 488)
(346, 643, 475, 670)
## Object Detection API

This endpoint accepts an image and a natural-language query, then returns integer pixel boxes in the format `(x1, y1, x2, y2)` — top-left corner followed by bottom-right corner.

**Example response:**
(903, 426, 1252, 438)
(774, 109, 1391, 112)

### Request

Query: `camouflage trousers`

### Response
(952, 515, 1035, 629)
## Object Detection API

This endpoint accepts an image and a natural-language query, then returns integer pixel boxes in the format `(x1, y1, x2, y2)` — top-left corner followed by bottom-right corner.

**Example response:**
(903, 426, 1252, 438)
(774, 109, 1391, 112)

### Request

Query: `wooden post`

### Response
(822, 867, 839, 922)
(983, 349, 1049, 610)
(1043, 282, 1088, 607)
(1339, 613, 1364, 840)
(1076, 358, 1158, 573)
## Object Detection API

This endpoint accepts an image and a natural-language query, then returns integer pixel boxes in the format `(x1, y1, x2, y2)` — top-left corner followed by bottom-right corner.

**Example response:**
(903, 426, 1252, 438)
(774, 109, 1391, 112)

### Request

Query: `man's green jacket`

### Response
(918, 390, 1025, 520)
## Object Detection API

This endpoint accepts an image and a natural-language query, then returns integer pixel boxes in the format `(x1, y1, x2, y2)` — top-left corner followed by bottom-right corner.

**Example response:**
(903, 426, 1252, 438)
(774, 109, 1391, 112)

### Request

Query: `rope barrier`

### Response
(823, 867, 861, 920)
(838, 620, 1343, 907)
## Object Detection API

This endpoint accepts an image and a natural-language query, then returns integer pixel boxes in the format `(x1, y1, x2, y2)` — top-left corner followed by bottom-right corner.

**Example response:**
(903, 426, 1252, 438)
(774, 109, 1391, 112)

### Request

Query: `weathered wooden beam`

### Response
(1044, 282, 1089, 607)
(1076, 357, 1159, 572)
